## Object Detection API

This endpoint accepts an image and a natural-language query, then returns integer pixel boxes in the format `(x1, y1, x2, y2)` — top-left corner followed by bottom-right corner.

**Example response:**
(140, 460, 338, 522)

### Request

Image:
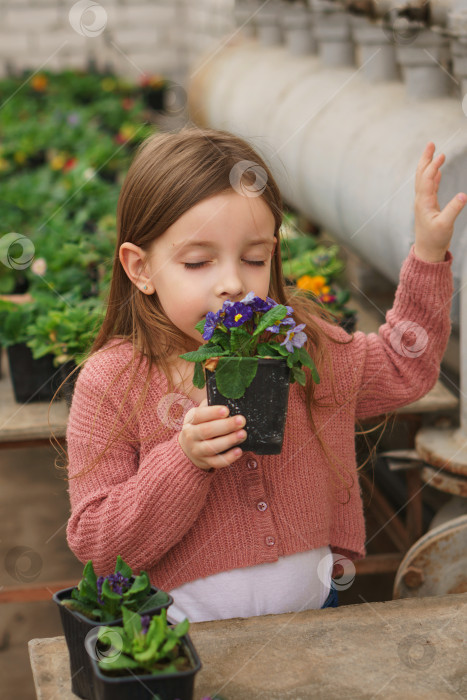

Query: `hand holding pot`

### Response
(178, 399, 247, 471)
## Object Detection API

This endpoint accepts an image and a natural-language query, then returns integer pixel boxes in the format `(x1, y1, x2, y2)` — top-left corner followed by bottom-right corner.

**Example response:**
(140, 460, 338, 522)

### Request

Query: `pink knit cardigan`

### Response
(66, 244, 453, 591)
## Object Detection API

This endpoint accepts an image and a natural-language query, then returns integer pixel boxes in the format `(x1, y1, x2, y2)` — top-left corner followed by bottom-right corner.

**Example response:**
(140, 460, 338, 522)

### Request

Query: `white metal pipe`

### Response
(188, 38, 467, 332)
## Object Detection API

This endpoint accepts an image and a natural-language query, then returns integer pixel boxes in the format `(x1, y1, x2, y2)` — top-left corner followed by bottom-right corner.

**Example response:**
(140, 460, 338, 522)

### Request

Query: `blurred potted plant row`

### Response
(0, 68, 169, 402)
(280, 212, 357, 333)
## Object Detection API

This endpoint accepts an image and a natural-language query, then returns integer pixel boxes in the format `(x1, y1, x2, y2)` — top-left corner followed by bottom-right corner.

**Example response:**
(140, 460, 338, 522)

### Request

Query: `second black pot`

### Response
(205, 357, 291, 455)
(53, 584, 174, 699)
(7, 343, 62, 403)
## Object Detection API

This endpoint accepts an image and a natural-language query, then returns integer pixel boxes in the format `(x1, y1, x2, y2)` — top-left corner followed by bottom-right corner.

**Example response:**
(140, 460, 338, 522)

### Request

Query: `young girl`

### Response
(63, 128, 464, 622)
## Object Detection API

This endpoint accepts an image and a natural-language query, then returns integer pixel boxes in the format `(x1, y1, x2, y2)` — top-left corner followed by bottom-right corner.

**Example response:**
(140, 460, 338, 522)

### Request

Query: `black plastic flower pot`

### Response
(53, 584, 174, 700)
(205, 357, 291, 455)
(89, 632, 202, 700)
(142, 88, 166, 111)
(338, 312, 357, 334)
(7, 343, 62, 403)
(58, 359, 80, 407)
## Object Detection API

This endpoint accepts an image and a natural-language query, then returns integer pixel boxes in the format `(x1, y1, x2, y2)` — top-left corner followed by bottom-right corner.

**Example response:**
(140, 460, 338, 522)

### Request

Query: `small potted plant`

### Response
(87, 606, 201, 700)
(53, 555, 174, 700)
(24, 293, 105, 405)
(0, 296, 63, 403)
(179, 292, 320, 455)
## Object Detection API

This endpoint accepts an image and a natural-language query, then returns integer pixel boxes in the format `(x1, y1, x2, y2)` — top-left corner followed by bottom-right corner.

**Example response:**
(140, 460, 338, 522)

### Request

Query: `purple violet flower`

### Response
(202, 311, 220, 340)
(266, 316, 296, 334)
(266, 296, 294, 316)
(223, 302, 253, 329)
(141, 615, 151, 635)
(96, 572, 131, 605)
(280, 323, 307, 352)
(240, 292, 272, 313)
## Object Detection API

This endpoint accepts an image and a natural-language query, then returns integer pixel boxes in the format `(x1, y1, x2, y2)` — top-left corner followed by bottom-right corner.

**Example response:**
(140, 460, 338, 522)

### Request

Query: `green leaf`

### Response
(102, 577, 122, 601)
(291, 366, 306, 386)
(297, 347, 320, 384)
(195, 319, 205, 334)
(122, 606, 142, 640)
(229, 327, 255, 356)
(172, 617, 189, 638)
(82, 560, 97, 592)
(178, 344, 226, 363)
(193, 361, 206, 389)
(138, 591, 171, 613)
(115, 555, 132, 579)
(214, 357, 258, 399)
(252, 305, 288, 337)
(125, 573, 149, 598)
(256, 342, 283, 357)
(98, 652, 140, 672)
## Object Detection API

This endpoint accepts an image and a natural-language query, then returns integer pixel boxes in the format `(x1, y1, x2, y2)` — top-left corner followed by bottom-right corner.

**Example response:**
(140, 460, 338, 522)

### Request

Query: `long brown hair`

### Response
(52, 127, 392, 497)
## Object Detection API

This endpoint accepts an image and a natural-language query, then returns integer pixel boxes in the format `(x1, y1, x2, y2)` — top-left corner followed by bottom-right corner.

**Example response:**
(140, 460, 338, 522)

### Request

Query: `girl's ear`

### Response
(119, 242, 153, 294)
(271, 236, 277, 256)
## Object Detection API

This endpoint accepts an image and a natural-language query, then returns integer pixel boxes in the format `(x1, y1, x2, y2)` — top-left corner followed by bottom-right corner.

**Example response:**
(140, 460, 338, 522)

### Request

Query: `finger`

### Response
(416, 141, 436, 174)
(437, 193, 467, 230)
(197, 414, 246, 441)
(188, 404, 230, 425)
(202, 432, 246, 462)
(417, 152, 445, 197)
(208, 445, 244, 470)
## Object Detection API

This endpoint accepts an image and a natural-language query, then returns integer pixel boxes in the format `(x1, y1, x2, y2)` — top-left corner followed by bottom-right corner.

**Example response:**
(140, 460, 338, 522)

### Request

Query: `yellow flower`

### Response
(296, 275, 328, 295)
(149, 75, 165, 88)
(0, 157, 10, 171)
(101, 77, 116, 91)
(14, 151, 27, 164)
(119, 124, 136, 141)
(50, 154, 66, 170)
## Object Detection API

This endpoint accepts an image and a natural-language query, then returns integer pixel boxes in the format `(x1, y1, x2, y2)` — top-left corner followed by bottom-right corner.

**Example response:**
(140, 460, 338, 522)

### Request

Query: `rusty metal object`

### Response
(415, 426, 467, 478)
(421, 465, 467, 497)
(393, 514, 467, 599)
(403, 566, 425, 589)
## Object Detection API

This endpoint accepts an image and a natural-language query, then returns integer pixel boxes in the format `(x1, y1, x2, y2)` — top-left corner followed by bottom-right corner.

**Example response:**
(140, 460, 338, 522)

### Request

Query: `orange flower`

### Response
(296, 275, 329, 296)
(31, 74, 48, 91)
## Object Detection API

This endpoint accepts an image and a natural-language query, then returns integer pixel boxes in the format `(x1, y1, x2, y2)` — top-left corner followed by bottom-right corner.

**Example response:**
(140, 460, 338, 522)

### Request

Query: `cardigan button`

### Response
(257, 501, 268, 511)
(247, 459, 258, 470)
(265, 535, 275, 546)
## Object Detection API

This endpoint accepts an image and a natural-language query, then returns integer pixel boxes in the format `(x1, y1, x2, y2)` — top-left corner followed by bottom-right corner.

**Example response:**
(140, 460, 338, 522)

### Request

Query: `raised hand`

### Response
(414, 141, 467, 262)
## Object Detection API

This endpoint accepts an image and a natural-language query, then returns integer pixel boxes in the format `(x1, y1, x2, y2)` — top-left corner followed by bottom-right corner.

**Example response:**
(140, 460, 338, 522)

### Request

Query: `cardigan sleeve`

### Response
(354, 244, 453, 422)
(65, 354, 215, 576)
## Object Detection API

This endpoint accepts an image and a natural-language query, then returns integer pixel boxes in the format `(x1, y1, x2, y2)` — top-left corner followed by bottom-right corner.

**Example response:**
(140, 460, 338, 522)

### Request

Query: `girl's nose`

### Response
(215, 265, 244, 300)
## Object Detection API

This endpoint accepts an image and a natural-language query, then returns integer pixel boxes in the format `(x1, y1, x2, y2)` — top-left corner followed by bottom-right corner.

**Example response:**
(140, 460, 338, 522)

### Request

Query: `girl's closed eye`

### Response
(184, 260, 266, 269)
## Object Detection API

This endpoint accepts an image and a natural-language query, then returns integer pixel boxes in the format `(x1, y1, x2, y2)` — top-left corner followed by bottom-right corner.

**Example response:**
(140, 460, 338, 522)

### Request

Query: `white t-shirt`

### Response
(167, 546, 333, 623)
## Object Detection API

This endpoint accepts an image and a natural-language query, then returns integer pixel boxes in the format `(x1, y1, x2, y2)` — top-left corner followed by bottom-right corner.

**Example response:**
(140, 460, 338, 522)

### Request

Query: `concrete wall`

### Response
(0, 0, 236, 84)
